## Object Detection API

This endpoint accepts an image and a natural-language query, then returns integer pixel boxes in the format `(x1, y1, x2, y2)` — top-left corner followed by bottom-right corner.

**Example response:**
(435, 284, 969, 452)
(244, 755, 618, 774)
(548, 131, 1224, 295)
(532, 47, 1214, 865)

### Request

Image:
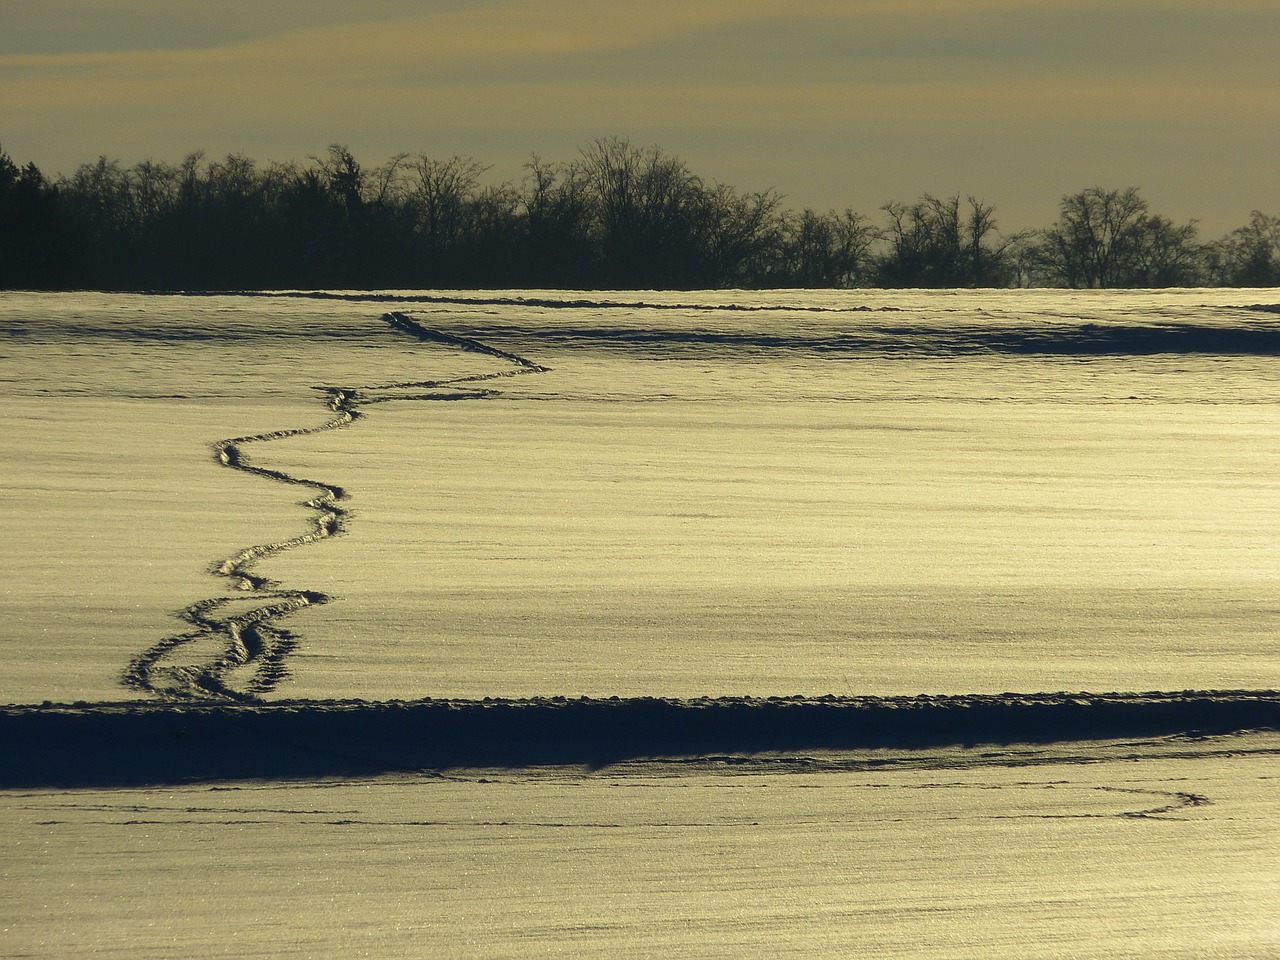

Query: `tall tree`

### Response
(876, 195, 1012, 287)
(1033, 187, 1202, 288)
(579, 138, 707, 288)
(782, 208, 876, 287)
(1204, 211, 1280, 286)
(0, 148, 72, 288)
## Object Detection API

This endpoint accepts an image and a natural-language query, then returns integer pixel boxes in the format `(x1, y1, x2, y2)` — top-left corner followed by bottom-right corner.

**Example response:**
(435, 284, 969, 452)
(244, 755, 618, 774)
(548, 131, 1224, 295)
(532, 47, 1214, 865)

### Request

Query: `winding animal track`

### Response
(124, 312, 549, 701)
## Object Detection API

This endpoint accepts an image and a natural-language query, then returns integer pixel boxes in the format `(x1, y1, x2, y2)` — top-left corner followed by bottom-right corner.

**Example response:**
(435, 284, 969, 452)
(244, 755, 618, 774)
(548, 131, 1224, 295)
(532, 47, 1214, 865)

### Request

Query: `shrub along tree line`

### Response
(2, 139, 1277, 290)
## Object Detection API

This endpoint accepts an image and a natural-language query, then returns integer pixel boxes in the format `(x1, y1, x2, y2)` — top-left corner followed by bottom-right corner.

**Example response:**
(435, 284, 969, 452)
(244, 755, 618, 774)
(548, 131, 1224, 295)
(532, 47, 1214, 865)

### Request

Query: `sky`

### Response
(1, 0, 1276, 235)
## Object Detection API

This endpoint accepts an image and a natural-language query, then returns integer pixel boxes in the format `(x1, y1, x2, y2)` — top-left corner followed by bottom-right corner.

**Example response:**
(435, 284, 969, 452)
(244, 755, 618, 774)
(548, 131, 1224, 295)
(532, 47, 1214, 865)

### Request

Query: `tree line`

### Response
(2, 139, 1277, 290)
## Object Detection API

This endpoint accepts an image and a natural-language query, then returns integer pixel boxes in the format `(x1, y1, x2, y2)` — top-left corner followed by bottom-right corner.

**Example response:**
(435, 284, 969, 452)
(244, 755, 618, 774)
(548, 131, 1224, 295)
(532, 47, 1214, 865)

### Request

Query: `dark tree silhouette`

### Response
(1203, 211, 1280, 287)
(696, 182, 786, 287)
(778, 208, 876, 287)
(876, 194, 1015, 287)
(520, 155, 597, 286)
(1033, 187, 1202, 288)
(0, 143, 1275, 290)
(0, 147, 74, 288)
(579, 137, 711, 288)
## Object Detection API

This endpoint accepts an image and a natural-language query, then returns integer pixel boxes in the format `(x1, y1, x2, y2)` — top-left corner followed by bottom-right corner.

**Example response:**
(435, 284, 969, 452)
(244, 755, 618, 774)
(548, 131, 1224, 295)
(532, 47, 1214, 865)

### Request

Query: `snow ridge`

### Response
(184, 289, 896, 313)
(123, 311, 549, 700)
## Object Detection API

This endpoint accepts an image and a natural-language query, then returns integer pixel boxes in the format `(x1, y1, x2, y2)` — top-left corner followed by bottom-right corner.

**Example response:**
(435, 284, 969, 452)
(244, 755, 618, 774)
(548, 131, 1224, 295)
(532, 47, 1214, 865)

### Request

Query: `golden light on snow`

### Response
(2, 288, 1278, 958)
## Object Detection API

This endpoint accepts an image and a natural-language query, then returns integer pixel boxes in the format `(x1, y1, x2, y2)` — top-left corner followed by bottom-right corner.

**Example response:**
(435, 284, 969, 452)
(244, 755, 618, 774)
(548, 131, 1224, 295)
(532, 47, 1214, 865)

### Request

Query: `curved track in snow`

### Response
(124, 312, 548, 701)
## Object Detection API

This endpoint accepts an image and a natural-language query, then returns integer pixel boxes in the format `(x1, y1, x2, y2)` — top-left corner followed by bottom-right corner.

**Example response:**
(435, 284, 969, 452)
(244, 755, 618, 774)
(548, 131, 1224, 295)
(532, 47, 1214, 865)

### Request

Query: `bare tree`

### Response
(782, 208, 876, 287)
(406, 154, 489, 251)
(877, 194, 1012, 286)
(1037, 187, 1150, 287)
(579, 137, 706, 286)
(697, 183, 786, 287)
(311, 144, 365, 216)
(1203, 211, 1280, 286)
(521, 154, 595, 284)
(1130, 214, 1202, 286)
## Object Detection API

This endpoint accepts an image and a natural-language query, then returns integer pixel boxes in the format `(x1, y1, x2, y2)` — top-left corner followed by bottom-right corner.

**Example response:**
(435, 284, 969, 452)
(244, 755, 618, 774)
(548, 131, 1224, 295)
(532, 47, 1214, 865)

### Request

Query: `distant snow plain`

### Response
(1, 289, 1277, 958)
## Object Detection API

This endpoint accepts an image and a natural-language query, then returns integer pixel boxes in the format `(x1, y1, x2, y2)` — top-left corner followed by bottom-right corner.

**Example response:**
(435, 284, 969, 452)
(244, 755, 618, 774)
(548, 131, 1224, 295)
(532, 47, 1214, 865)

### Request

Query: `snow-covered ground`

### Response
(4, 734, 1278, 959)
(1, 289, 1278, 957)
(2, 289, 1277, 701)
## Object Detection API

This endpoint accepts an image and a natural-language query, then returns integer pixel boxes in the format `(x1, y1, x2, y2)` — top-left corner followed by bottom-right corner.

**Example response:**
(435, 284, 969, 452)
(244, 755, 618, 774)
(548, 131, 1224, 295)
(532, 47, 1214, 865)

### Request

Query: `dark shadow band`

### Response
(3, 690, 1277, 788)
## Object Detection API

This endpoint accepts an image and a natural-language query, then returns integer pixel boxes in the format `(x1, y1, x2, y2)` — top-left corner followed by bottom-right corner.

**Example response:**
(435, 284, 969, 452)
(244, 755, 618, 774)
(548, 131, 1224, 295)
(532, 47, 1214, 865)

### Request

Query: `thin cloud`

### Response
(0, 0, 1275, 233)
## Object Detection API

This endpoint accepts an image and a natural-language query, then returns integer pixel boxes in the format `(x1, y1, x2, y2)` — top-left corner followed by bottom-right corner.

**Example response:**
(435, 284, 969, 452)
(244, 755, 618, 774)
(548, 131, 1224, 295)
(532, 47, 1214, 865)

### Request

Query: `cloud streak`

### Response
(1, 0, 1276, 232)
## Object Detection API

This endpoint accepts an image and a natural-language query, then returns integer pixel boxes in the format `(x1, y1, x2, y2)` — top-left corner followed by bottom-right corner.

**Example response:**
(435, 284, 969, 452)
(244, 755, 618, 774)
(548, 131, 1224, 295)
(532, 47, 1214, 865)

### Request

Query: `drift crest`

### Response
(124, 312, 548, 700)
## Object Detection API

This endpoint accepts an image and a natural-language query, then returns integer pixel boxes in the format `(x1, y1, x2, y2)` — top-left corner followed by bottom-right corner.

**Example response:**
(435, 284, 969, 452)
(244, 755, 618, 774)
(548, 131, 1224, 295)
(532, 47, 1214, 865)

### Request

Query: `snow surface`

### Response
(4, 734, 1279, 959)
(2, 288, 1278, 958)
(2, 289, 1276, 701)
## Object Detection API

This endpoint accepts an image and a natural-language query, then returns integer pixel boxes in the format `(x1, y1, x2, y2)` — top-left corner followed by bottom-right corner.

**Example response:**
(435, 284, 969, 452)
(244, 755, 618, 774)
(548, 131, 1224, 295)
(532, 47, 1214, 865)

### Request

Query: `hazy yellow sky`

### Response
(2, 0, 1276, 233)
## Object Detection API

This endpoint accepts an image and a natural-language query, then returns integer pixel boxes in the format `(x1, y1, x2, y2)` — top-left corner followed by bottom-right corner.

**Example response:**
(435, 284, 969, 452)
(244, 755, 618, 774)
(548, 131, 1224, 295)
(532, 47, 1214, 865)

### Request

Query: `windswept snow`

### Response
(3, 732, 1279, 960)
(2, 289, 1279, 702)
(3, 288, 1279, 959)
